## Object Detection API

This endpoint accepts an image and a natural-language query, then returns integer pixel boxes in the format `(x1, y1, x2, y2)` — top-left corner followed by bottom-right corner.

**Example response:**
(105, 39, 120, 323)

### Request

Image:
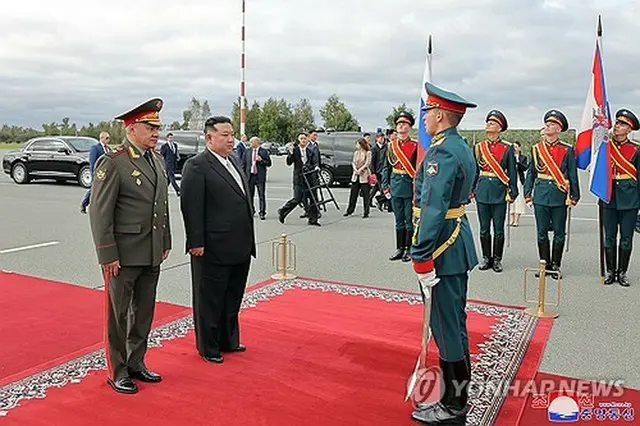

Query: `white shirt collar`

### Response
(208, 147, 231, 166)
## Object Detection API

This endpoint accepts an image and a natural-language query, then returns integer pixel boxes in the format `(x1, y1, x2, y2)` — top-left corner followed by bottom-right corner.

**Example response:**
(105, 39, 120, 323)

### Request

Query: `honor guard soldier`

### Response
(89, 98, 172, 394)
(471, 110, 518, 272)
(602, 109, 640, 286)
(410, 82, 478, 425)
(381, 111, 418, 262)
(524, 110, 580, 277)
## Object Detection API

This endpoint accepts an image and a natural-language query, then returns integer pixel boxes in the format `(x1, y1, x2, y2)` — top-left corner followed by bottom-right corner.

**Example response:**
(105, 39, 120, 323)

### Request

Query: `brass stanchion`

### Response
(523, 259, 561, 318)
(271, 234, 297, 280)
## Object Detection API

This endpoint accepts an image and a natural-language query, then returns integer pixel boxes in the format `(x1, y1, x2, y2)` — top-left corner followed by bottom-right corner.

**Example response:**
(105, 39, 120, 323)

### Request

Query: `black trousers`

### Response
(166, 167, 180, 194)
(346, 181, 370, 215)
(105, 265, 160, 380)
(281, 183, 318, 222)
(190, 257, 251, 357)
(248, 175, 267, 215)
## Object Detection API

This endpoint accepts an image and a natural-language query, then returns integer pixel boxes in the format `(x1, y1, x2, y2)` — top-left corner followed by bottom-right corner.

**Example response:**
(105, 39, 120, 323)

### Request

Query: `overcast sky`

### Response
(1, 0, 639, 133)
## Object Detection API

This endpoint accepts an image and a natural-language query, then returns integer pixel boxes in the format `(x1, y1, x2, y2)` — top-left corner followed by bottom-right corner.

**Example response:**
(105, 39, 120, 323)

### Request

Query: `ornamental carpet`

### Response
(0, 273, 553, 425)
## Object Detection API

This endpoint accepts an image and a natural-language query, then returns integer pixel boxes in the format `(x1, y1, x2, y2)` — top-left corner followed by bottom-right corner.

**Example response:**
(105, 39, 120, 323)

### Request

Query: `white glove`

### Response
(417, 271, 440, 296)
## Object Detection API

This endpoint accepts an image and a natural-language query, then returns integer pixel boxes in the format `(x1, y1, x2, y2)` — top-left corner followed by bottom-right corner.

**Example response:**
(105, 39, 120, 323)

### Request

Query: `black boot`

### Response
(535, 239, 551, 278)
(550, 242, 564, 279)
(411, 358, 469, 425)
(478, 235, 492, 270)
(402, 230, 413, 262)
(618, 247, 632, 287)
(389, 229, 405, 261)
(604, 247, 616, 285)
(492, 236, 505, 273)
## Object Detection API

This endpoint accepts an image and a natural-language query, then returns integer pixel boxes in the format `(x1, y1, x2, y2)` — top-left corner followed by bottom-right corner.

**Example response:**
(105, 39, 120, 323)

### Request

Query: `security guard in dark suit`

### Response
(472, 110, 518, 272)
(89, 98, 172, 394)
(381, 112, 418, 262)
(410, 82, 478, 425)
(524, 110, 580, 277)
(602, 109, 640, 287)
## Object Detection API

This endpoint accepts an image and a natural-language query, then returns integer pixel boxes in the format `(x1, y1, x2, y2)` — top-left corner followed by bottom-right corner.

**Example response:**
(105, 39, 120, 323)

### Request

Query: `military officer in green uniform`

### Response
(89, 98, 172, 394)
(410, 82, 478, 425)
(381, 112, 418, 262)
(471, 110, 518, 272)
(602, 109, 640, 287)
(524, 110, 580, 277)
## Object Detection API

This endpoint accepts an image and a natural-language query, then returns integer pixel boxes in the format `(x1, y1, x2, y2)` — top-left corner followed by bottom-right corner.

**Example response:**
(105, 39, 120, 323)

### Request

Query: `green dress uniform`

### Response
(381, 111, 418, 262)
(602, 109, 640, 287)
(524, 110, 580, 276)
(410, 82, 478, 425)
(89, 98, 172, 394)
(472, 110, 518, 273)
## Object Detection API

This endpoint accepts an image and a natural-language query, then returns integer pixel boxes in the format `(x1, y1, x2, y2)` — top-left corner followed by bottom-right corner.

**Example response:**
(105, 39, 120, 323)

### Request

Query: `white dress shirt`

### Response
(208, 148, 245, 194)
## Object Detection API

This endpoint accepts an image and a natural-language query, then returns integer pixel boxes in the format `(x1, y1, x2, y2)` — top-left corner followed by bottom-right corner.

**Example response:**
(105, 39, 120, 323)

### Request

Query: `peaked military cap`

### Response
(395, 111, 415, 127)
(615, 109, 639, 131)
(422, 82, 477, 114)
(115, 98, 164, 127)
(486, 109, 508, 131)
(544, 109, 568, 132)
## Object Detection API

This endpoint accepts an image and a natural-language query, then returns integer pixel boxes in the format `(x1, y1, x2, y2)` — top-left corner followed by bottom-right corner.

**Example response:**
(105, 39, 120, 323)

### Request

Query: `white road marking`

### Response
(0, 241, 60, 254)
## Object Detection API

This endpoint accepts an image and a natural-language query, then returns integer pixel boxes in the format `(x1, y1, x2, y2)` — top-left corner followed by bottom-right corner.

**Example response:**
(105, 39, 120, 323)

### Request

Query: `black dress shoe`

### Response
(277, 209, 285, 224)
(203, 354, 224, 363)
(107, 377, 138, 394)
(226, 344, 246, 353)
(129, 368, 162, 383)
(259, 213, 266, 220)
(80, 207, 87, 214)
(308, 221, 321, 227)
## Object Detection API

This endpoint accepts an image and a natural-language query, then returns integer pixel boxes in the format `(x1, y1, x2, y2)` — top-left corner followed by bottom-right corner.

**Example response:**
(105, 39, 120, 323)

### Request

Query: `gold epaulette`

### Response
(559, 141, 573, 148)
(501, 139, 512, 146)
(107, 144, 127, 158)
(630, 139, 640, 148)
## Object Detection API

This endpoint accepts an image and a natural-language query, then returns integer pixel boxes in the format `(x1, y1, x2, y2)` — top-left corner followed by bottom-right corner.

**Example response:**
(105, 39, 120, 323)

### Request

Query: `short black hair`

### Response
(363, 132, 371, 137)
(204, 116, 232, 134)
(514, 140, 521, 147)
(298, 132, 308, 138)
(167, 132, 173, 137)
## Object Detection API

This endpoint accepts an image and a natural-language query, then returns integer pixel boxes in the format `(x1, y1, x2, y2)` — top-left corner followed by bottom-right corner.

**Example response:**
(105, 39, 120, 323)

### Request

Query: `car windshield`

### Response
(65, 138, 97, 152)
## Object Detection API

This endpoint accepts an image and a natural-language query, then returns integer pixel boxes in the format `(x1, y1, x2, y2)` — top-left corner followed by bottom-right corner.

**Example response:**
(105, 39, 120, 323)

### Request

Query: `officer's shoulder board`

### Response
(559, 141, 573, 148)
(630, 139, 640, 148)
(107, 144, 127, 159)
(500, 139, 513, 147)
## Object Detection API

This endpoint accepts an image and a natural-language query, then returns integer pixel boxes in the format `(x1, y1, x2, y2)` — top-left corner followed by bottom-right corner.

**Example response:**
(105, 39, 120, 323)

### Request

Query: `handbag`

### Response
(367, 174, 377, 185)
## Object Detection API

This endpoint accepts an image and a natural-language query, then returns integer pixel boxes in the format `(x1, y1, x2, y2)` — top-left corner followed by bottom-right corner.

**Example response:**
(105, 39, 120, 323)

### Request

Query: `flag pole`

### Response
(596, 15, 605, 285)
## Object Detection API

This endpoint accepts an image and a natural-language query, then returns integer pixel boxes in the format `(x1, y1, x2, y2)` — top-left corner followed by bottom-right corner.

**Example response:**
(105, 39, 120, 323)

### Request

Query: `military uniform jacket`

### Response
(472, 139, 518, 204)
(381, 138, 417, 199)
(604, 139, 640, 210)
(89, 140, 171, 267)
(412, 127, 479, 276)
(524, 140, 580, 207)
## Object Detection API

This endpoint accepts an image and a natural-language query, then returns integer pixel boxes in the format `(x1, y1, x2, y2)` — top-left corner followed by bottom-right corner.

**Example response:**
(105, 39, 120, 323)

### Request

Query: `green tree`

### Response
(319, 95, 359, 131)
(258, 98, 293, 143)
(291, 98, 315, 136)
(246, 100, 261, 138)
(386, 103, 416, 128)
(169, 121, 182, 130)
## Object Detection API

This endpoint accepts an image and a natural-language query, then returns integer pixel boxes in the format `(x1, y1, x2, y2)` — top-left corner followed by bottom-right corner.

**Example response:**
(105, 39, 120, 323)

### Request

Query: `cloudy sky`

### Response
(1, 0, 639, 133)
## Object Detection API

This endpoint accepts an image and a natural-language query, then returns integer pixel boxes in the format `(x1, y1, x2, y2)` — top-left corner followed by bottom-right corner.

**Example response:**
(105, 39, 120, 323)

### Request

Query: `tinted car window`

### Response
(65, 138, 96, 152)
(46, 141, 67, 152)
(26, 140, 51, 151)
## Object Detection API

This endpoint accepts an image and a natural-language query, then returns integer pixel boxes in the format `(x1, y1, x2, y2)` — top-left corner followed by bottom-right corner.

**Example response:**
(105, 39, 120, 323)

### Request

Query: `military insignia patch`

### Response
(131, 170, 141, 177)
(96, 169, 107, 181)
(426, 162, 439, 176)
(128, 146, 140, 159)
(136, 178, 142, 186)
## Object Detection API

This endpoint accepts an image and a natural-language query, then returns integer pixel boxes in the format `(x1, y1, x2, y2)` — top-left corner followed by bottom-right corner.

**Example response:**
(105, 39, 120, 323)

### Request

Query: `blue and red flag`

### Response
(576, 17, 612, 203)
(416, 35, 433, 167)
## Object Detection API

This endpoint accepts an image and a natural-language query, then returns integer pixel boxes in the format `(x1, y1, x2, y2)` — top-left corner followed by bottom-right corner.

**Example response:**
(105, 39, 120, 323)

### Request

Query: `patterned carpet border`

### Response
(0, 278, 538, 425)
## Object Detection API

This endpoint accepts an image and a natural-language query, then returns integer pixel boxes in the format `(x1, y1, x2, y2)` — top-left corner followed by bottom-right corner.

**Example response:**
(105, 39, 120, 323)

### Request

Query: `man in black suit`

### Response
(242, 136, 272, 220)
(300, 129, 322, 218)
(369, 131, 389, 211)
(160, 133, 181, 196)
(278, 132, 321, 226)
(179, 116, 256, 364)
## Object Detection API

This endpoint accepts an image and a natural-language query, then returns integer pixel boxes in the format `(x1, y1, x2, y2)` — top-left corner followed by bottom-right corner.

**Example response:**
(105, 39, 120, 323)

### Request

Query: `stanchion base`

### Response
(271, 273, 297, 280)
(524, 307, 559, 319)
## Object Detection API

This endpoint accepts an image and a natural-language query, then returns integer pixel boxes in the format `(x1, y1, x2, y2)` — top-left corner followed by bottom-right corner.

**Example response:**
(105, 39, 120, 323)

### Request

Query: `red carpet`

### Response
(0, 270, 190, 386)
(1, 276, 552, 425)
(516, 372, 639, 425)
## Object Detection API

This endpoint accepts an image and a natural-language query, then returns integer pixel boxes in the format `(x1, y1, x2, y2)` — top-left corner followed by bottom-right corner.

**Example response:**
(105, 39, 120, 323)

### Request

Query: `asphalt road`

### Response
(0, 153, 638, 390)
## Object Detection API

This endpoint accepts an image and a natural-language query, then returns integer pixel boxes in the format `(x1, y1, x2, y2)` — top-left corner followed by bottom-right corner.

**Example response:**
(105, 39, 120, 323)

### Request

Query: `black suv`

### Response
(157, 130, 207, 174)
(316, 131, 371, 186)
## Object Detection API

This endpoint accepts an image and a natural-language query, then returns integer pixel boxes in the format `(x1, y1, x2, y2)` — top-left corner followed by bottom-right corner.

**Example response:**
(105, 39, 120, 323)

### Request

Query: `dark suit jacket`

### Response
(89, 143, 108, 174)
(370, 142, 388, 175)
(515, 153, 529, 185)
(180, 150, 256, 265)
(241, 146, 272, 183)
(160, 141, 179, 172)
(308, 142, 322, 167)
(286, 145, 319, 186)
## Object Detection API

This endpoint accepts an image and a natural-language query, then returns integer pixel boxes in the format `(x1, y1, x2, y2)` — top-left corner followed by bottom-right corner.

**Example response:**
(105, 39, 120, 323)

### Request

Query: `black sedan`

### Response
(2, 136, 98, 188)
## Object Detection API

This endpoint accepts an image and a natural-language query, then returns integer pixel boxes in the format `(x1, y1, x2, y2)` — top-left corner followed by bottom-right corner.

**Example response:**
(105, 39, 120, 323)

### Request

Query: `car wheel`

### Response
(78, 165, 92, 188)
(11, 162, 30, 184)
(319, 167, 334, 186)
